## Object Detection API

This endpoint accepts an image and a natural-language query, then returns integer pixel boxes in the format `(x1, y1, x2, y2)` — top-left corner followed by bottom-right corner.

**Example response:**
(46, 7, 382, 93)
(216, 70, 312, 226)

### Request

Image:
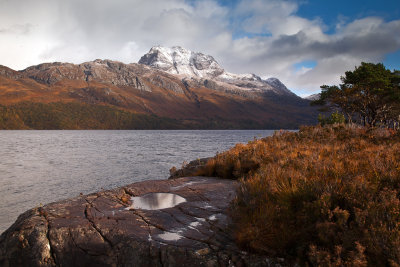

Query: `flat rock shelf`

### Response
(0, 177, 277, 266)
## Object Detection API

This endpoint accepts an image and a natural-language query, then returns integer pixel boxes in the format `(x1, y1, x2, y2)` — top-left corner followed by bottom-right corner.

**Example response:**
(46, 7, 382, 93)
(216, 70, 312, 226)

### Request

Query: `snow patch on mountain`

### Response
(218, 72, 260, 82)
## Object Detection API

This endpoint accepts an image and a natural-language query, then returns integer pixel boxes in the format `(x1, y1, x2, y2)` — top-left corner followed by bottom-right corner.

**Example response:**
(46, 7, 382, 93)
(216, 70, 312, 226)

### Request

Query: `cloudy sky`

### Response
(0, 0, 399, 96)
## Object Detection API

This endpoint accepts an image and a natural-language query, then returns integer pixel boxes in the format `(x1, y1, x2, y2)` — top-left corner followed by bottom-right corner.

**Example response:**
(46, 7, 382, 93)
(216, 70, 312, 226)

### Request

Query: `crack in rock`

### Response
(84, 199, 114, 249)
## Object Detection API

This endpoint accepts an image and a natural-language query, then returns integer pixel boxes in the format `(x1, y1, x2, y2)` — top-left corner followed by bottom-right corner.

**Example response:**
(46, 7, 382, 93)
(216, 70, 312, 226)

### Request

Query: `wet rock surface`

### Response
(0, 177, 276, 266)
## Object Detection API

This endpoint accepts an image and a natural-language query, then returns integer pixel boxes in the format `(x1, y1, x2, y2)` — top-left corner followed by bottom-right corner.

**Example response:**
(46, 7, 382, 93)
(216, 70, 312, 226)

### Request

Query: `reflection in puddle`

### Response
(158, 232, 183, 241)
(125, 193, 186, 210)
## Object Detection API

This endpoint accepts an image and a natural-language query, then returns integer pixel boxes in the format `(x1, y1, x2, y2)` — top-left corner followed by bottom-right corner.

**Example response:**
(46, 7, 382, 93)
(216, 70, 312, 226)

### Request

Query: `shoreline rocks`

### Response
(168, 158, 210, 179)
(0, 177, 276, 266)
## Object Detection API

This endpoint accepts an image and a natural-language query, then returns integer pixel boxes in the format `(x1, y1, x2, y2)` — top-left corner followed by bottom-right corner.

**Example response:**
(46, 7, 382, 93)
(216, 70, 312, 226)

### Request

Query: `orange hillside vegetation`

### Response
(198, 125, 400, 266)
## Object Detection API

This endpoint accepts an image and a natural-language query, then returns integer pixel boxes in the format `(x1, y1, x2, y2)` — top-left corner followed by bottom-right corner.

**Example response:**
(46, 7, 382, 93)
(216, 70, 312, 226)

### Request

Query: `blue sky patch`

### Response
(297, 0, 400, 32)
(233, 32, 272, 40)
(384, 49, 400, 71)
(294, 60, 317, 71)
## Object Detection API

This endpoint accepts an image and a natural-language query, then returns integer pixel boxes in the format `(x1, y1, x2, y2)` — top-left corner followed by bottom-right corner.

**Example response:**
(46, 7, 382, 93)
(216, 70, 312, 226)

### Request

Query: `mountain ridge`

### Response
(0, 46, 318, 129)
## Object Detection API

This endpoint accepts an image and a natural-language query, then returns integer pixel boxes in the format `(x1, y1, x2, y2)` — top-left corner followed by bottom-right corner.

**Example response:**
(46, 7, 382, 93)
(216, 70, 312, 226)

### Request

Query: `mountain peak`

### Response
(264, 77, 293, 95)
(138, 46, 297, 96)
(139, 46, 224, 78)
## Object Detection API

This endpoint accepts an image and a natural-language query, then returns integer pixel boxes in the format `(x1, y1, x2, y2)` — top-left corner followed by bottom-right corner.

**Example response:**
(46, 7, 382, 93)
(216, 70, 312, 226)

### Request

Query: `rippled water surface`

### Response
(0, 130, 275, 233)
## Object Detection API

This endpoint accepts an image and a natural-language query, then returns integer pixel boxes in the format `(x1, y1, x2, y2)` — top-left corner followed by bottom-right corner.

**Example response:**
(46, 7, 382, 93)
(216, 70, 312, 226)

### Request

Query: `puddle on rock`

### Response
(125, 193, 186, 210)
(158, 232, 183, 241)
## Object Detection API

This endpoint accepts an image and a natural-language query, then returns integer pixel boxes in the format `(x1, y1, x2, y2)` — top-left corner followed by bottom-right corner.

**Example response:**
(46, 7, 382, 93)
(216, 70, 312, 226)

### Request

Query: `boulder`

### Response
(168, 158, 211, 179)
(0, 177, 277, 266)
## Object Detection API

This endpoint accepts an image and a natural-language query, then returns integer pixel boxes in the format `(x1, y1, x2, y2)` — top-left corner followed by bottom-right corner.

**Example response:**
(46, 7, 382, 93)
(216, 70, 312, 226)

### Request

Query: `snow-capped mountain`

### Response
(139, 46, 295, 96)
(138, 46, 224, 78)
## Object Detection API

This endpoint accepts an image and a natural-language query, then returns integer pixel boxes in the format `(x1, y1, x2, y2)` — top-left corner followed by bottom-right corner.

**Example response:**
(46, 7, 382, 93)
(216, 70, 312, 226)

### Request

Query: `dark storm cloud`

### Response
(266, 20, 400, 60)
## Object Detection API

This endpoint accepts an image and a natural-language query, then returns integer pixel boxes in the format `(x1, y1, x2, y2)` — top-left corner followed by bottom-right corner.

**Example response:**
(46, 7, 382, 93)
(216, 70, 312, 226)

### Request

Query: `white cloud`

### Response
(0, 0, 399, 96)
(219, 1, 400, 95)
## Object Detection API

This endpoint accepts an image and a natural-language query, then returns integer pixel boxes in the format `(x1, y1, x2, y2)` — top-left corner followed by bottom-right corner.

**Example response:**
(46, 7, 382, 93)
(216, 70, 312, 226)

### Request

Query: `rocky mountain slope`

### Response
(0, 46, 317, 129)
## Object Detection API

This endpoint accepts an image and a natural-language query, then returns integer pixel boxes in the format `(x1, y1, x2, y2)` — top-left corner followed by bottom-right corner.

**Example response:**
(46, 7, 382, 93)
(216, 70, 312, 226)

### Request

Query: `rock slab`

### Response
(0, 177, 273, 266)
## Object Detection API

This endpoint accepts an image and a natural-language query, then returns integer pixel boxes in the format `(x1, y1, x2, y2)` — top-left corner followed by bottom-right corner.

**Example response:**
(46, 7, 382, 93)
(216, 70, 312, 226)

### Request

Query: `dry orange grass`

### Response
(199, 125, 400, 265)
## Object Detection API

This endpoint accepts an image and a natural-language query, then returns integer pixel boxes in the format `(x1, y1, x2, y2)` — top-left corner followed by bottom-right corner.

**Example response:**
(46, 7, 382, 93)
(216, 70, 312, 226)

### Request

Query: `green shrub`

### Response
(318, 111, 346, 126)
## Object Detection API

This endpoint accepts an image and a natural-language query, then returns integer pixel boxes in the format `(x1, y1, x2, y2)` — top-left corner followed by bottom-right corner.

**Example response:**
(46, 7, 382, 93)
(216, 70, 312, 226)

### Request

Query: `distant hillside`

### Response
(0, 102, 183, 130)
(0, 46, 318, 129)
(0, 102, 290, 130)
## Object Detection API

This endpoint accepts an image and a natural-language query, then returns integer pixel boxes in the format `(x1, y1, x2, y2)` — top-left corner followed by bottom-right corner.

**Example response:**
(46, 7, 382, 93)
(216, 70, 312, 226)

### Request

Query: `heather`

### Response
(199, 125, 400, 265)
